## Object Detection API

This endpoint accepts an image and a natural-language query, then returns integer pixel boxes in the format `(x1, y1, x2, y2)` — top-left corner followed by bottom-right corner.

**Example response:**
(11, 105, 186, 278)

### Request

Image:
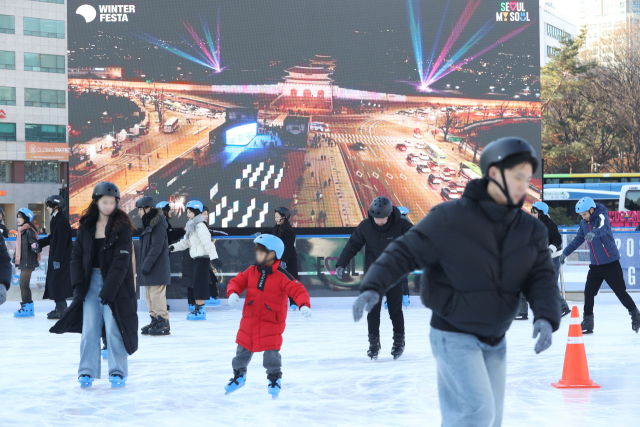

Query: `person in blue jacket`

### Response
(561, 197, 640, 333)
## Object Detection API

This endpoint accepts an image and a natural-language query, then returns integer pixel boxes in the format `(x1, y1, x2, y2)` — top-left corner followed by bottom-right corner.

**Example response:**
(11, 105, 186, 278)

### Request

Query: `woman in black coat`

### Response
(0, 232, 11, 305)
(270, 206, 300, 308)
(50, 182, 138, 389)
(40, 195, 73, 319)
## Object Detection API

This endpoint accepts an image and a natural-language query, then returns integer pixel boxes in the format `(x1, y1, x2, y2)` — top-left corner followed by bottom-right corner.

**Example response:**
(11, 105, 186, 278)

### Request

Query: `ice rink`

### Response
(1, 298, 640, 427)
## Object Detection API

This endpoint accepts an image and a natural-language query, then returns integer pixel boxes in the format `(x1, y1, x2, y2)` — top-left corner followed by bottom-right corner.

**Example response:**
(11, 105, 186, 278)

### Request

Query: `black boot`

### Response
(367, 334, 381, 360)
(630, 308, 640, 333)
(149, 316, 171, 336)
(141, 315, 157, 335)
(560, 298, 571, 317)
(515, 296, 528, 320)
(391, 333, 405, 360)
(47, 301, 67, 320)
(582, 314, 594, 334)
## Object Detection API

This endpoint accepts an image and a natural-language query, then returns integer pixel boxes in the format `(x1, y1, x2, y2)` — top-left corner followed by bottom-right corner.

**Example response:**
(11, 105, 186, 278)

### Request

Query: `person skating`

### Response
(224, 235, 311, 399)
(50, 182, 138, 388)
(0, 207, 8, 238)
(136, 196, 172, 336)
(13, 208, 41, 318)
(269, 206, 302, 310)
(0, 231, 11, 306)
(202, 205, 226, 307)
(39, 195, 73, 320)
(352, 137, 561, 427)
(335, 197, 412, 360)
(560, 196, 640, 334)
(516, 201, 571, 320)
(169, 200, 220, 321)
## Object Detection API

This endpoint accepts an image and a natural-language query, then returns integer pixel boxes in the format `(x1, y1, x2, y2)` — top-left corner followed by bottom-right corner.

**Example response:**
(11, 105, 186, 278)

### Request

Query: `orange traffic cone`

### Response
(552, 306, 600, 389)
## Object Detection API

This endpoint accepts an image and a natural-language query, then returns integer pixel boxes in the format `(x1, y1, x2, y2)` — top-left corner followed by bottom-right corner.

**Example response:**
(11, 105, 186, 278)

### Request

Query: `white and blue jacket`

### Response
(563, 203, 620, 266)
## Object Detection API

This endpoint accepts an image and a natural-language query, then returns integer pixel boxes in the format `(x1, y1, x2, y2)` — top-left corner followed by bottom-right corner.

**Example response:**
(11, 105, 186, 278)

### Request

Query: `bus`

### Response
(426, 143, 447, 161)
(544, 173, 640, 185)
(462, 161, 482, 176)
(163, 117, 180, 133)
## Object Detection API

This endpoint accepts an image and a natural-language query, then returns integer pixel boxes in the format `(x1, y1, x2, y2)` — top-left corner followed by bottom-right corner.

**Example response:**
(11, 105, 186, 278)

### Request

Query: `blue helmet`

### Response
(398, 206, 409, 216)
(254, 234, 285, 259)
(156, 201, 169, 209)
(185, 200, 204, 213)
(575, 197, 596, 214)
(531, 201, 549, 215)
(18, 208, 34, 222)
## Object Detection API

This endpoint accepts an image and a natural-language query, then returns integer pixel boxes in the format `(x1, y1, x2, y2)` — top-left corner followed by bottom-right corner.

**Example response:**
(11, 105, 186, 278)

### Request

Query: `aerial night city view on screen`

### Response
(68, 0, 542, 228)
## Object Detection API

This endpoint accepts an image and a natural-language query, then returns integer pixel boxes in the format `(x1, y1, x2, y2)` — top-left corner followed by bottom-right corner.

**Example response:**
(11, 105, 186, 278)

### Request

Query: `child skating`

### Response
(224, 234, 311, 399)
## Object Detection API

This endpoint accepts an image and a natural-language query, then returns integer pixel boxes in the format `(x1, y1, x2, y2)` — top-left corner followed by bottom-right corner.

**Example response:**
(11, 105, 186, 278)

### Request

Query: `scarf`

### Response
(15, 223, 41, 265)
(184, 214, 205, 239)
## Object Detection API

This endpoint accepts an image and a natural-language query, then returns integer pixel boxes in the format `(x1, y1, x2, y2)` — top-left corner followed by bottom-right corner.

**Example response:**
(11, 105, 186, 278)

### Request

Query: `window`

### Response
(0, 161, 10, 183)
(0, 15, 15, 34)
(634, 1, 640, 8)
(0, 123, 16, 141)
(547, 46, 561, 57)
(25, 124, 66, 142)
(24, 53, 65, 73)
(546, 24, 571, 41)
(31, 0, 64, 4)
(0, 86, 16, 106)
(25, 161, 59, 183)
(0, 51, 15, 70)
(23, 17, 64, 39)
(24, 88, 65, 108)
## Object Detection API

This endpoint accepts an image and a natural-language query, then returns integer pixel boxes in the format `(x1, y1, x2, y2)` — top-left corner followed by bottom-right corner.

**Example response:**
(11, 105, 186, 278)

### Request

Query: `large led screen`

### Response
(68, 0, 542, 228)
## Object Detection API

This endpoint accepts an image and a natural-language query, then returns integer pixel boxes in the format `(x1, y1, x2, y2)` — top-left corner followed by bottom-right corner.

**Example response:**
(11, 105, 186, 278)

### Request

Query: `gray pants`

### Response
(232, 345, 282, 375)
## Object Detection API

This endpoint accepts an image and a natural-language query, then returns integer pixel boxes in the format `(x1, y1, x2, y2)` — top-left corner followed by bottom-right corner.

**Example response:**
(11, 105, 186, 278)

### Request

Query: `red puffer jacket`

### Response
(227, 260, 310, 352)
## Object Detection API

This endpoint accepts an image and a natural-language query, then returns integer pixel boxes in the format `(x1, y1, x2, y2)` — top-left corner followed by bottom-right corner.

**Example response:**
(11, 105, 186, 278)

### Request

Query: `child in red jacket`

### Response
(225, 234, 311, 399)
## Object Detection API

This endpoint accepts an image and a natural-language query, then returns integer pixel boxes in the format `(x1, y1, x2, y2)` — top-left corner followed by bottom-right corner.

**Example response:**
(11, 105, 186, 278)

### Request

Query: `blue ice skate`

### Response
(14, 302, 34, 317)
(384, 301, 388, 310)
(101, 348, 108, 360)
(78, 375, 93, 388)
(109, 374, 127, 388)
(268, 375, 281, 399)
(186, 304, 195, 318)
(187, 304, 206, 321)
(290, 304, 298, 311)
(403, 295, 410, 308)
(205, 297, 221, 307)
(224, 371, 246, 395)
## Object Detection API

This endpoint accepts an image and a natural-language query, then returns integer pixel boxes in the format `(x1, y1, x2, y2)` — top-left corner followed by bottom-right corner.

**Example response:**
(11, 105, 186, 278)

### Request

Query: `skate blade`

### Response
(225, 384, 245, 395)
(583, 330, 593, 334)
(271, 394, 279, 400)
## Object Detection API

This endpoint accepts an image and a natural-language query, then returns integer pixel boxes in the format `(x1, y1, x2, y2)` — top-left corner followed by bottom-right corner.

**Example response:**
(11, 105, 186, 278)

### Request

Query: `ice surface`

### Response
(1, 299, 640, 427)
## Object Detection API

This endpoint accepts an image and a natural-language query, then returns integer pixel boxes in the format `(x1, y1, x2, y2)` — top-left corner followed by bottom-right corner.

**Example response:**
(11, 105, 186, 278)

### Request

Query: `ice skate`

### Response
(224, 370, 246, 395)
(109, 374, 127, 388)
(205, 297, 221, 307)
(402, 295, 410, 308)
(141, 315, 157, 335)
(630, 308, 640, 333)
(515, 297, 528, 320)
(560, 299, 571, 317)
(267, 373, 282, 399)
(149, 316, 170, 336)
(46, 307, 64, 320)
(101, 336, 108, 360)
(384, 301, 388, 309)
(78, 375, 93, 388)
(391, 333, 405, 360)
(367, 334, 381, 360)
(186, 304, 195, 319)
(582, 314, 594, 334)
(186, 304, 206, 321)
(14, 302, 34, 318)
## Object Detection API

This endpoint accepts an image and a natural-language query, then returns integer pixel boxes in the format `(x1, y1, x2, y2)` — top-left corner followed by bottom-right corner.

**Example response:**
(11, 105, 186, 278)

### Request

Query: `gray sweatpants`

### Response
(232, 345, 282, 375)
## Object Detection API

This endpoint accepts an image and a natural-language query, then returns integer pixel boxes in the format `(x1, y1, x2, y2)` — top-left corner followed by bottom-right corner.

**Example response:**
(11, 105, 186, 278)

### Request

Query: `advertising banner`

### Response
(26, 142, 70, 161)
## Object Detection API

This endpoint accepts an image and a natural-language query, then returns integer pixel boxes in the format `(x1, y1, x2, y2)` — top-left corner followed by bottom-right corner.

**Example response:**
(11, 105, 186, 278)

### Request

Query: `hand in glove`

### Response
(280, 261, 287, 269)
(300, 306, 312, 318)
(211, 258, 223, 269)
(532, 318, 553, 354)
(559, 253, 567, 265)
(168, 245, 175, 253)
(0, 285, 7, 306)
(31, 242, 40, 253)
(53, 261, 60, 270)
(352, 290, 381, 322)
(584, 232, 596, 242)
(335, 266, 345, 280)
(228, 293, 240, 307)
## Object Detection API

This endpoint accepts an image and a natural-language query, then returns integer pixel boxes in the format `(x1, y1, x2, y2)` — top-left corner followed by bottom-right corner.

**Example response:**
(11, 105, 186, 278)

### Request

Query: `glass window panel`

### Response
(24, 52, 40, 68)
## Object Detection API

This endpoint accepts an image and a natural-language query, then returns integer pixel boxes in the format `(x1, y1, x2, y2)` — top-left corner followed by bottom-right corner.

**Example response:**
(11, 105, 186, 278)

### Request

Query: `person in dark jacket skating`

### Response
(13, 208, 41, 318)
(0, 207, 8, 238)
(50, 182, 138, 389)
(269, 206, 301, 310)
(39, 195, 73, 319)
(516, 201, 571, 319)
(560, 197, 640, 334)
(336, 197, 413, 360)
(136, 196, 172, 336)
(202, 205, 226, 307)
(0, 232, 11, 305)
(352, 137, 561, 427)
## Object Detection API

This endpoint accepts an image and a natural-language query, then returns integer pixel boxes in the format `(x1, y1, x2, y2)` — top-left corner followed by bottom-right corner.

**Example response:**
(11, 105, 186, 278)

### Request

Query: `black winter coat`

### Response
(269, 222, 299, 280)
(166, 218, 185, 245)
(337, 206, 413, 272)
(0, 223, 8, 239)
(137, 209, 171, 286)
(50, 211, 138, 355)
(13, 226, 40, 271)
(40, 211, 73, 301)
(359, 179, 562, 340)
(0, 233, 11, 289)
(539, 215, 562, 250)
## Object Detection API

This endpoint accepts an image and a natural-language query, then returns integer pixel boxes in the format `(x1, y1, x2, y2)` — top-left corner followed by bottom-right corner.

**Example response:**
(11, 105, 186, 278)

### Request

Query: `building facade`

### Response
(0, 0, 68, 231)
(579, 0, 640, 48)
(540, 2, 578, 66)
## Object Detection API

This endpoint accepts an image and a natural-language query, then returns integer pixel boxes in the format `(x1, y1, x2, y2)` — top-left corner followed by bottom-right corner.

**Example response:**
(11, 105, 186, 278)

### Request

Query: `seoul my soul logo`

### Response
(496, 2, 530, 22)
(76, 4, 136, 23)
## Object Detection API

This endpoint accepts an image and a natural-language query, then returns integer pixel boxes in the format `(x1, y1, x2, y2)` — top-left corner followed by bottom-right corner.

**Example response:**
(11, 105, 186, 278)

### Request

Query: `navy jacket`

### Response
(563, 203, 620, 266)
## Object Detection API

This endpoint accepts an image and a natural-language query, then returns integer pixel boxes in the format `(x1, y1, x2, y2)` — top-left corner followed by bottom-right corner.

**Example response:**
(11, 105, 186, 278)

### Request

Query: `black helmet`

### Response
(46, 194, 63, 208)
(135, 196, 156, 209)
(275, 206, 291, 220)
(369, 197, 393, 218)
(480, 137, 538, 176)
(92, 181, 120, 201)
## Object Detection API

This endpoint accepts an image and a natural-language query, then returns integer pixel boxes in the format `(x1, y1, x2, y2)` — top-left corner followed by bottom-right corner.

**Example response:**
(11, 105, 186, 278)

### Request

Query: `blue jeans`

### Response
(430, 327, 506, 427)
(78, 269, 128, 379)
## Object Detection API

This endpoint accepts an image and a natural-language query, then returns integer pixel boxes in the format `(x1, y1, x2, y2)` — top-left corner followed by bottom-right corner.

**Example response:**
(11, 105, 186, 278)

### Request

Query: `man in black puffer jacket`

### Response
(336, 197, 413, 360)
(352, 137, 561, 427)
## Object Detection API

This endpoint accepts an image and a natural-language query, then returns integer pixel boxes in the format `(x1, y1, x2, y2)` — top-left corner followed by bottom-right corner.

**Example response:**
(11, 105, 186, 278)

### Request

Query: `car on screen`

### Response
(443, 165, 457, 174)
(416, 164, 431, 174)
(442, 172, 452, 182)
(310, 122, 330, 132)
(441, 187, 460, 200)
(396, 143, 407, 151)
(428, 174, 442, 186)
(352, 142, 366, 151)
(406, 153, 419, 163)
(415, 142, 427, 150)
(413, 128, 423, 139)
